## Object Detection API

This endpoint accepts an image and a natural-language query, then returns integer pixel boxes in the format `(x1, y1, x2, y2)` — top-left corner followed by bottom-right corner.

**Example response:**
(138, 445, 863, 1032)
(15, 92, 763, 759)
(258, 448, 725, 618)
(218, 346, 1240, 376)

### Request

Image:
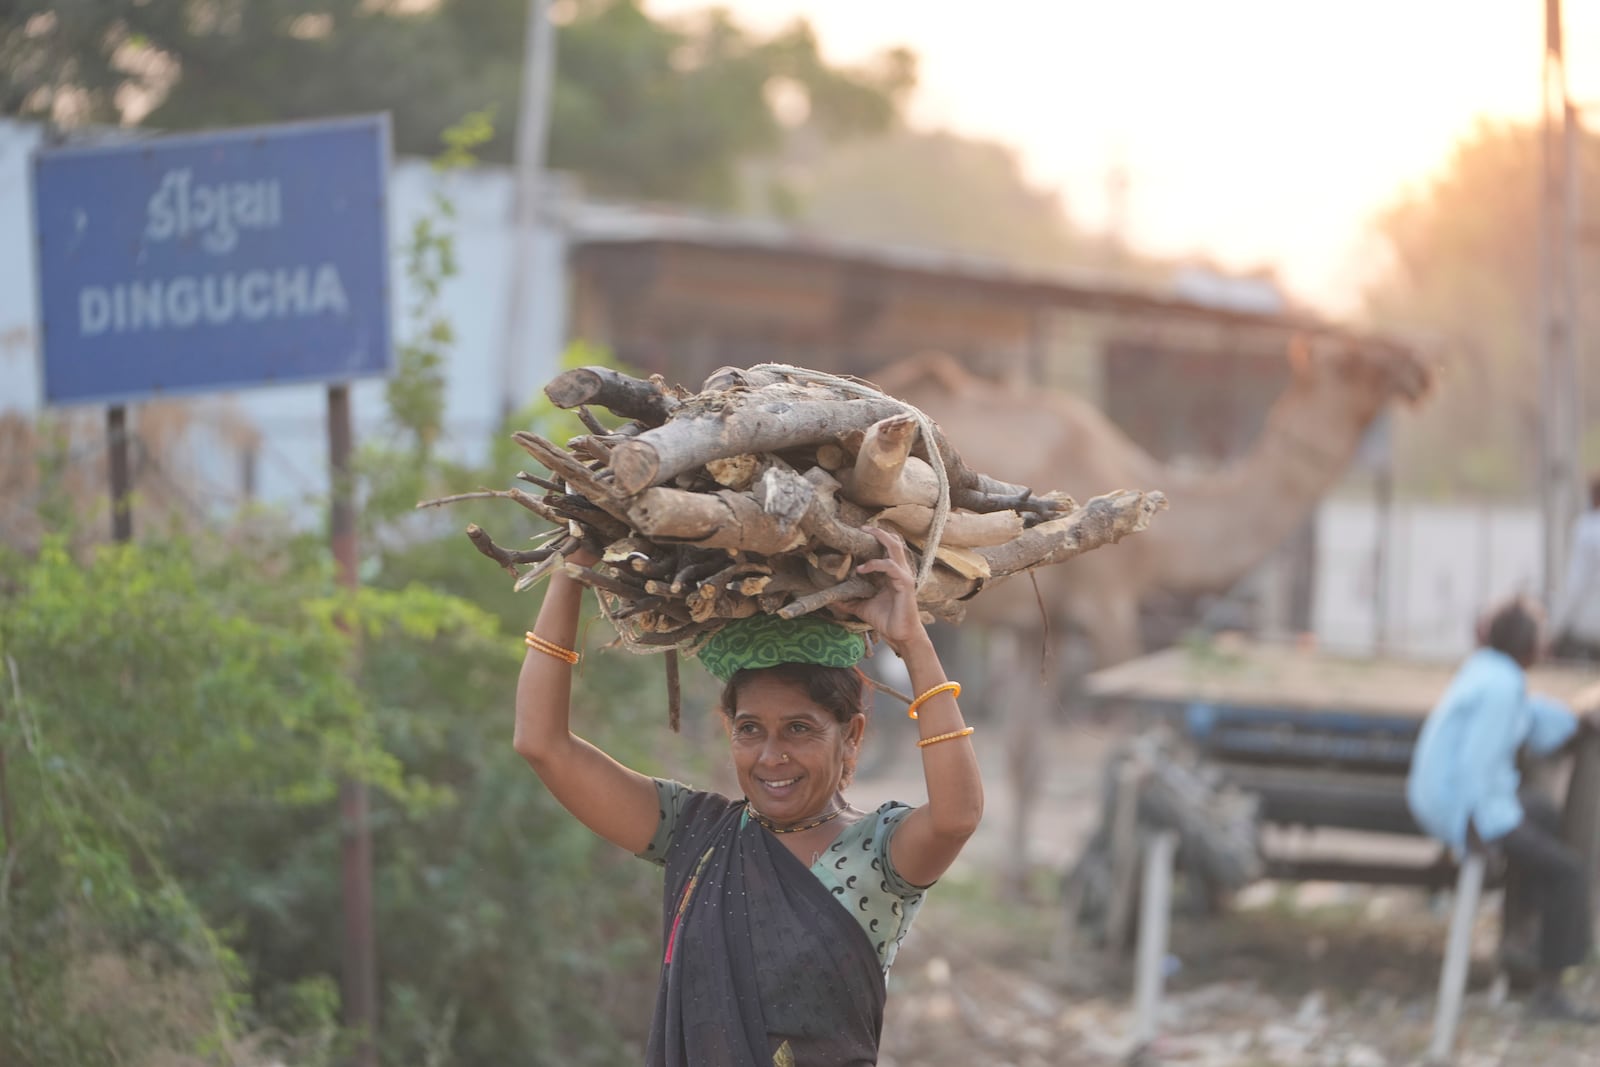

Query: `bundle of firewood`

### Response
(428, 363, 1165, 661)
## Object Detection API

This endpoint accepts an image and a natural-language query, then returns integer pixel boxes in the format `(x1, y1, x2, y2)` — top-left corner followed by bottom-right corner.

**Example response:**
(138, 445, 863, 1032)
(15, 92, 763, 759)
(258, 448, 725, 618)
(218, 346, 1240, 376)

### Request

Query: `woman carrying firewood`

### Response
(514, 525, 982, 1066)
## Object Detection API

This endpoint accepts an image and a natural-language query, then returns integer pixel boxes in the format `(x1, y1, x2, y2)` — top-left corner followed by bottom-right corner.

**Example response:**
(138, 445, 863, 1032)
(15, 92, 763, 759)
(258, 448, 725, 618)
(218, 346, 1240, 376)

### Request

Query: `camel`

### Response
(870, 337, 1433, 886)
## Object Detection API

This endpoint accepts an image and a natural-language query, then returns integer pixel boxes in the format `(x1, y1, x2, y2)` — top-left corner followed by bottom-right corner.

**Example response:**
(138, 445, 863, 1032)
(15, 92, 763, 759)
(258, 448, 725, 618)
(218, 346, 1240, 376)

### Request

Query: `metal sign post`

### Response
(106, 404, 132, 542)
(328, 382, 376, 1067)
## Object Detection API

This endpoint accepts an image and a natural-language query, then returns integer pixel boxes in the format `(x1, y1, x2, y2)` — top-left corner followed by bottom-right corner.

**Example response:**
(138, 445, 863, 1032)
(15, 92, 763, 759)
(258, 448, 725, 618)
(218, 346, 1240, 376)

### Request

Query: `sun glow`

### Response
(646, 0, 1600, 314)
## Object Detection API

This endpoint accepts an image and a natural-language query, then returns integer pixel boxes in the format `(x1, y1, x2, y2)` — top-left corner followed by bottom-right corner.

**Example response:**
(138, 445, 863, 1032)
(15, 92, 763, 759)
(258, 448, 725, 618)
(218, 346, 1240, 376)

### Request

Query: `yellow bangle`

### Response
(907, 681, 961, 720)
(525, 631, 580, 665)
(917, 726, 975, 748)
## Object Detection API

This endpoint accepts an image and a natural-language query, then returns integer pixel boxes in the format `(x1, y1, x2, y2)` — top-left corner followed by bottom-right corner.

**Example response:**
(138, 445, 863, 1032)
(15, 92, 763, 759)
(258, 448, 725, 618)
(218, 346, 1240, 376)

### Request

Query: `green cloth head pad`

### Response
(696, 614, 866, 682)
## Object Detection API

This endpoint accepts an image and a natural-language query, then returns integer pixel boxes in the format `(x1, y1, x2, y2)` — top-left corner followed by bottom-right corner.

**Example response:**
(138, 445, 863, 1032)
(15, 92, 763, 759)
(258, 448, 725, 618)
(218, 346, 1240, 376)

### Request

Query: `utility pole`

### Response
(499, 0, 559, 421)
(1102, 148, 1131, 272)
(1538, 0, 1583, 609)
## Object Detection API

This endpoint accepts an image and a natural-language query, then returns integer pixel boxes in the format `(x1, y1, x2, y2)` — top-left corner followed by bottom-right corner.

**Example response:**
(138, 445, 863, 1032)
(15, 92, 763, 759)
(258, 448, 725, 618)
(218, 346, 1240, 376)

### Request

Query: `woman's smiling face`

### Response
(727, 671, 864, 826)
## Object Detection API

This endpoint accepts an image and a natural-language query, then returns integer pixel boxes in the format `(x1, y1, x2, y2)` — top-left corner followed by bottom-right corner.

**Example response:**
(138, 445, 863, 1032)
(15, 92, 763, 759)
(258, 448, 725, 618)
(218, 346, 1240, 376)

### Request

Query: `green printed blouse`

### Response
(639, 779, 930, 973)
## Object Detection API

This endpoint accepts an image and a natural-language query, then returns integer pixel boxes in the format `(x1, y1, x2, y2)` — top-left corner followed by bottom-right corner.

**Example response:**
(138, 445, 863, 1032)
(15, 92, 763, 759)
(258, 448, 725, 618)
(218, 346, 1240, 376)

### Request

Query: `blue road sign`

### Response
(32, 115, 392, 406)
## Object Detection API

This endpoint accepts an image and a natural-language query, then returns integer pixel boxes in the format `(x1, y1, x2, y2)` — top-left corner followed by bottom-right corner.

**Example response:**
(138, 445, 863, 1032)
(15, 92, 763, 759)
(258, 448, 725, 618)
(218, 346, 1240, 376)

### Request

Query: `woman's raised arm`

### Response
(513, 556, 661, 855)
(842, 528, 984, 888)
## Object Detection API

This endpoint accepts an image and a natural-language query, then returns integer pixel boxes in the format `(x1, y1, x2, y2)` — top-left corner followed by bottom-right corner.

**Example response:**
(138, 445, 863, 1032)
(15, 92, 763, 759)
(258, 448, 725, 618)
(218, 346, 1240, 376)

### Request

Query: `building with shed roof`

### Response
(565, 199, 1407, 471)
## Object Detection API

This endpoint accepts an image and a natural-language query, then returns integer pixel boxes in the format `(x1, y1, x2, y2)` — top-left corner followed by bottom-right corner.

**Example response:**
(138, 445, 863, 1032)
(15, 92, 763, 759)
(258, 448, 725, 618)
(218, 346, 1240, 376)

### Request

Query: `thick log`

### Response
(701, 364, 1067, 519)
(839, 455, 941, 509)
(848, 414, 920, 504)
(545, 366, 681, 426)
(874, 504, 1025, 548)
(699, 365, 1069, 519)
(609, 395, 909, 495)
(976, 489, 1167, 577)
(798, 470, 881, 557)
(627, 487, 809, 555)
(773, 489, 1167, 618)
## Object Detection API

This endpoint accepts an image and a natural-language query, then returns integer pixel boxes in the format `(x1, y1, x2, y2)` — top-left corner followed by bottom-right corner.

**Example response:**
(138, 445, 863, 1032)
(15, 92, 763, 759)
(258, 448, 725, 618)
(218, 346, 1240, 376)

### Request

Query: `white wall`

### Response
(1314, 497, 1544, 662)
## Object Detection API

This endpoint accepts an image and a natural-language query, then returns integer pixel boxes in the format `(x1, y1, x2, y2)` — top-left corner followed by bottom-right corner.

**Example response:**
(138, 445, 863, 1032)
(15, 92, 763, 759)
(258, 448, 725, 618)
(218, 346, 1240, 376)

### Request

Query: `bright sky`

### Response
(646, 0, 1600, 316)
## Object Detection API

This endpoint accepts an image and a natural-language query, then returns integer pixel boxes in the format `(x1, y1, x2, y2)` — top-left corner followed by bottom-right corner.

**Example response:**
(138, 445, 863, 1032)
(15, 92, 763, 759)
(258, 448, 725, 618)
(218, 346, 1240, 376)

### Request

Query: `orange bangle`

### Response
(917, 726, 975, 748)
(907, 681, 961, 720)
(525, 631, 580, 665)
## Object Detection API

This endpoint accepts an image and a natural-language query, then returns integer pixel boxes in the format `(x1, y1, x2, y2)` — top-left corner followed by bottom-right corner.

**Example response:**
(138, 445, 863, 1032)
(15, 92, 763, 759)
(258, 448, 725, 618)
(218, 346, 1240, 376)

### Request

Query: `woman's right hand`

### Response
(840, 526, 927, 655)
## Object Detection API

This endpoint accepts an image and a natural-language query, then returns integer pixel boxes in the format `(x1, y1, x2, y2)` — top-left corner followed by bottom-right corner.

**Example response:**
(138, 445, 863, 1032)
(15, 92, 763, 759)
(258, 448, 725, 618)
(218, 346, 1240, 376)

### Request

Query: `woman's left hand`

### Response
(837, 526, 927, 651)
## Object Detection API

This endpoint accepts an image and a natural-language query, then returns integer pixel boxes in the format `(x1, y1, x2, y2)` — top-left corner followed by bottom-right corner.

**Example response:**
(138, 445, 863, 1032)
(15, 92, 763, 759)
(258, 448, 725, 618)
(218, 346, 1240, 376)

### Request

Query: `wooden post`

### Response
(1131, 830, 1177, 1050)
(1371, 419, 1393, 654)
(107, 405, 132, 543)
(1428, 851, 1485, 1064)
(1561, 727, 1600, 915)
(1538, 0, 1583, 610)
(329, 384, 377, 1066)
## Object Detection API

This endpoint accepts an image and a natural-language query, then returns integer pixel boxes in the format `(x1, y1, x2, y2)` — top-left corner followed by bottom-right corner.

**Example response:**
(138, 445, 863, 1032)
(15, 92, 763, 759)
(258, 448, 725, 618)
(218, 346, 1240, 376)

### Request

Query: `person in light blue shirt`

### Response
(1407, 596, 1598, 1021)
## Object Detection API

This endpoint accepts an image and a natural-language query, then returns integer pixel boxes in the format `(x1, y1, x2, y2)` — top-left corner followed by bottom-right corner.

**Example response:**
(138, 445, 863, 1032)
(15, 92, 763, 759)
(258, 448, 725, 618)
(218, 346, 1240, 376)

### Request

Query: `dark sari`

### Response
(645, 791, 887, 1066)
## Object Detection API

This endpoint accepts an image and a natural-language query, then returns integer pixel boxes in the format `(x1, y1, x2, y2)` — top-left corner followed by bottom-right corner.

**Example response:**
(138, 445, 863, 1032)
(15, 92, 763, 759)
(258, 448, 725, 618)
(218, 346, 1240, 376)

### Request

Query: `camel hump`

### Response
(869, 350, 979, 396)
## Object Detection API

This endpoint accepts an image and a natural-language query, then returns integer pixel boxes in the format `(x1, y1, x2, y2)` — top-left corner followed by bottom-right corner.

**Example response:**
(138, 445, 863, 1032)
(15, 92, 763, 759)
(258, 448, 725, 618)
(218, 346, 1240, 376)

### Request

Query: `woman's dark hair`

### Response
(1482, 595, 1542, 667)
(719, 662, 868, 725)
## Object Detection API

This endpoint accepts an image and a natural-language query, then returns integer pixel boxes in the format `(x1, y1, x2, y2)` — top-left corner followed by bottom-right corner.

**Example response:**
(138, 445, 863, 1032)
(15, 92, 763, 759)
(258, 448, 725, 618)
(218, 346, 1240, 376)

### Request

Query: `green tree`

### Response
(2, 0, 912, 210)
(0, 531, 397, 1066)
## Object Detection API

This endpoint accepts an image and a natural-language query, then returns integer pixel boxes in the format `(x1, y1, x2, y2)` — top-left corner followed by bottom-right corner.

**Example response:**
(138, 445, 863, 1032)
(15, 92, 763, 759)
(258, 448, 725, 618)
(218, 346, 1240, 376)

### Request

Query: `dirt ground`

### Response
(849, 718, 1600, 1067)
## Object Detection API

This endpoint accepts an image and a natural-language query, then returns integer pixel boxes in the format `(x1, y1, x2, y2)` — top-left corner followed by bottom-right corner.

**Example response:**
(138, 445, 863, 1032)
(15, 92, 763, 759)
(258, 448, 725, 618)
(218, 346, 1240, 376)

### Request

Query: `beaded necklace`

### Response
(746, 802, 845, 835)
